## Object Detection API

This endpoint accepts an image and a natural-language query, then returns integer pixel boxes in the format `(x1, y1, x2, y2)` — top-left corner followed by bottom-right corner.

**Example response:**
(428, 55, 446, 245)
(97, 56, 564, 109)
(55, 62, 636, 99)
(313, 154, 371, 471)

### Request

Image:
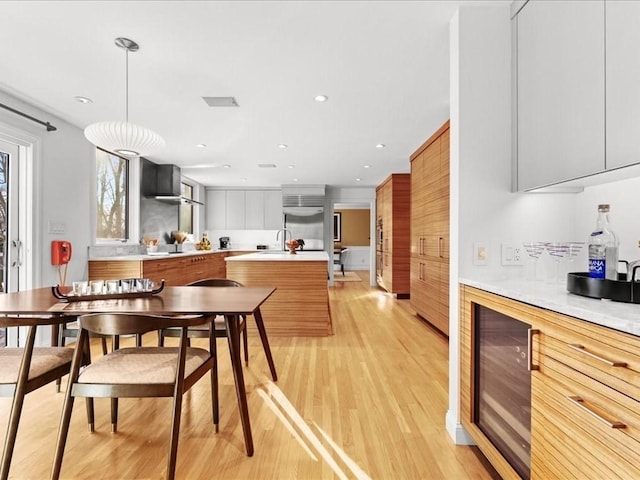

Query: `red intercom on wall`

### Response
(51, 240, 72, 266)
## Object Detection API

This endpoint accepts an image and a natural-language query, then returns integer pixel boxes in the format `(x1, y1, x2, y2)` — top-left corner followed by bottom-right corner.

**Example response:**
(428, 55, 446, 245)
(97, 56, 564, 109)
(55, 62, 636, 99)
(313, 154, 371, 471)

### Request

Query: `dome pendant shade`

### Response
(84, 37, 165, 158)
(84, 121, 165, 157)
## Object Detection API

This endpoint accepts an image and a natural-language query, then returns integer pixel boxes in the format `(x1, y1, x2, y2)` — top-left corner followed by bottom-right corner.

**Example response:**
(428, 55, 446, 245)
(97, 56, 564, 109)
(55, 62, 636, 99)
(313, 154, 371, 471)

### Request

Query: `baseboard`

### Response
(445, 410, 475, 445)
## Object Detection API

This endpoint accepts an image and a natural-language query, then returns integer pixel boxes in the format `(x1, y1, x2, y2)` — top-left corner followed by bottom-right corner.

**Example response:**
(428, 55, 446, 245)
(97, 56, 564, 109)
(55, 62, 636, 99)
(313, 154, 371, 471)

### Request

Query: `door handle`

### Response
(528, 328, 539, 371)
(11, 240, 22, 267)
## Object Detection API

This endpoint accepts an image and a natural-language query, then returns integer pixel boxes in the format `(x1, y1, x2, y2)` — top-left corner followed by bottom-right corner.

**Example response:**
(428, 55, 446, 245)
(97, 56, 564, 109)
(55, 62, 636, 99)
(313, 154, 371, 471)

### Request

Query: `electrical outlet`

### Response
(501, 243, 525, 266)
(473, 243, 488, 266)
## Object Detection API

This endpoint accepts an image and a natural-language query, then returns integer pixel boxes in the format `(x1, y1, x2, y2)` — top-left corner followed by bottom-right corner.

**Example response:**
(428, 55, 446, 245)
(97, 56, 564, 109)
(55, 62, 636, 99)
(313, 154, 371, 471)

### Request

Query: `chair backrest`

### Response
(78, 313, 207, 336)
(188, 278, 243, 288)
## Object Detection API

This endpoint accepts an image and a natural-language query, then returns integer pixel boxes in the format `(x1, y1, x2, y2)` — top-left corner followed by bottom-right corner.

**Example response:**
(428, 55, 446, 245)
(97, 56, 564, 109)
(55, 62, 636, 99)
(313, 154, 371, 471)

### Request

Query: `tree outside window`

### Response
(179, 182, 193, 234)
(96, 149, 128, 241)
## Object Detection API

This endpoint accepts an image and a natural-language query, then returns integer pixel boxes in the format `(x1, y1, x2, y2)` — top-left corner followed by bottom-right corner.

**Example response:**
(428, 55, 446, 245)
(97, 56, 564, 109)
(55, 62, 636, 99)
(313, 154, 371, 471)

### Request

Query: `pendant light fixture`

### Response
(84, 37, 165, 157)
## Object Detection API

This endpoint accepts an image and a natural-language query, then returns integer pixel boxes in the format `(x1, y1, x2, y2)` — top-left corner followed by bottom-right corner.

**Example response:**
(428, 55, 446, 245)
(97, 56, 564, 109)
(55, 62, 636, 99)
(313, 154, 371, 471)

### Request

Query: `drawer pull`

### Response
(567, 344, 627, 367)
(528, 328, 540, 371)
(567, 395, 626, 429)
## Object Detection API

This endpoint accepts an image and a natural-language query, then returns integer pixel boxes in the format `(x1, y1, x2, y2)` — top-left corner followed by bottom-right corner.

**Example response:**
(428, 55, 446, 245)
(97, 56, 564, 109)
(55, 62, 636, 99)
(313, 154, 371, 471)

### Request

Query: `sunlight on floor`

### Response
(258, 380, 372, 480)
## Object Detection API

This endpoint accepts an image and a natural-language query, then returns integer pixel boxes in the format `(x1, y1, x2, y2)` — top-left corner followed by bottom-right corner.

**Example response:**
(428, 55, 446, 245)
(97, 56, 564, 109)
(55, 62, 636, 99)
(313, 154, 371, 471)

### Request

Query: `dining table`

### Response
(0, 284, 278, 457)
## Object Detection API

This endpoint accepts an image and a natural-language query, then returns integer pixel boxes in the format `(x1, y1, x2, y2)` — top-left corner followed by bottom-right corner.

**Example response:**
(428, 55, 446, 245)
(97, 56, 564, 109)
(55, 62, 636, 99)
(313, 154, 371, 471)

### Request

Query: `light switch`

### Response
(473, 243, 487, 266)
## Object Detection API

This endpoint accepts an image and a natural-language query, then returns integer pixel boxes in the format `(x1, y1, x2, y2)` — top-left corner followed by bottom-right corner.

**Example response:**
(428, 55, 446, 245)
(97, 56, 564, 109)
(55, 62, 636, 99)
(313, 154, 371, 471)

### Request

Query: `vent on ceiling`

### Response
(202, 96, 239, 107)
(258, 163, 277, 168)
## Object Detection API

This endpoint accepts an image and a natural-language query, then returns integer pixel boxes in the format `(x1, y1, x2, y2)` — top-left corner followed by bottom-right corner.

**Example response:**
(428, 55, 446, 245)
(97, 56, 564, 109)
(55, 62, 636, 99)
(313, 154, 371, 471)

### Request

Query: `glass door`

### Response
(474, 304, 532, 480)
(0, 138, 21, 347)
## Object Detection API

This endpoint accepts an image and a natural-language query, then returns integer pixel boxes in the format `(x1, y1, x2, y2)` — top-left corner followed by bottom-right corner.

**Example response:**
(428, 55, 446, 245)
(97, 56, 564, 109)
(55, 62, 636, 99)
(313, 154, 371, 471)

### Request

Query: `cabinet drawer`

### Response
(539, 318, 640, 400)
(532, 355, 640, 480)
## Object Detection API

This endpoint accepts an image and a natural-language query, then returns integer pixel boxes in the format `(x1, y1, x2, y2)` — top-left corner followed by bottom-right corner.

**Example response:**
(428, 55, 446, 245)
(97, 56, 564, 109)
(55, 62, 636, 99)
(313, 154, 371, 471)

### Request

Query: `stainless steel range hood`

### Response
(281, 185, 325, 208)
(141, 158, 203, 205)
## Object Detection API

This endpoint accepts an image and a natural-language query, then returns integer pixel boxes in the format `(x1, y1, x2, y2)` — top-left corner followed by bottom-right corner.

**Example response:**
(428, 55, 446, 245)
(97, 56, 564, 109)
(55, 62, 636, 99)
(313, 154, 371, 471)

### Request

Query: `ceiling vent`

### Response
(202, 96, 239, 107)
(258, 163, 277, 168)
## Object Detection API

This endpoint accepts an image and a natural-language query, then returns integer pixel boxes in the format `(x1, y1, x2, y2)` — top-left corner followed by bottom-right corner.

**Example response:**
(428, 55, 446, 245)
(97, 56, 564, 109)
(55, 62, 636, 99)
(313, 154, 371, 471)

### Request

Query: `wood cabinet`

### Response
(205, 188, 282, 230)
(88, 251, 231, 286)
(410, 121, 449, 335)
(375, 173, 410, 298)
(460, 285, 640, 480)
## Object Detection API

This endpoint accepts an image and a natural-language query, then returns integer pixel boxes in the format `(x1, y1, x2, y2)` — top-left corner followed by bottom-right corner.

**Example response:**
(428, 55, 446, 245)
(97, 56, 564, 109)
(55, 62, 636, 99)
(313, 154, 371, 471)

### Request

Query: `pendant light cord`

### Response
(125, 48, 129, 124)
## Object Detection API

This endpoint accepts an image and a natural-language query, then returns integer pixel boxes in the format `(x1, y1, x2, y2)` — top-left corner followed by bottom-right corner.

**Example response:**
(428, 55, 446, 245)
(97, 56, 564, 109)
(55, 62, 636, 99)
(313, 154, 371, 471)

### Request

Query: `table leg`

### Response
(253, 308, 278, 382)
(223, 314, 253, 456)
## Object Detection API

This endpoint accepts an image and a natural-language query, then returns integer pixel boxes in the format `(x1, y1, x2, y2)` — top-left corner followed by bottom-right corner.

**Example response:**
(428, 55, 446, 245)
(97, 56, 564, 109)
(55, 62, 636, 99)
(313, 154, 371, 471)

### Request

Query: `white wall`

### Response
(576, 177, 640, 264)
(0, 90, 93, 288)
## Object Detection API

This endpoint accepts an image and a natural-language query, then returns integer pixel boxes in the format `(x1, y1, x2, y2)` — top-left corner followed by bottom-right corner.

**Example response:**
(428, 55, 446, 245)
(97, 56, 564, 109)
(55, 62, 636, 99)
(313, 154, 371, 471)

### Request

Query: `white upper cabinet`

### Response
(516, 0, 605, 191)
(225, 190, 246, 229)
(205, 190, 226, 229)
(263, 190, 283, 230)
(205, 189, 282, 230)
(606, 1, 640, 170)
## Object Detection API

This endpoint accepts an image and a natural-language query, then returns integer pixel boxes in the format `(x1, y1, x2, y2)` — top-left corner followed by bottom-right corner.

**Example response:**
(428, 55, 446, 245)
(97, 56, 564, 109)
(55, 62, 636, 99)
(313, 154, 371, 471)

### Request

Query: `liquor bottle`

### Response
(588, 204, 619, 280)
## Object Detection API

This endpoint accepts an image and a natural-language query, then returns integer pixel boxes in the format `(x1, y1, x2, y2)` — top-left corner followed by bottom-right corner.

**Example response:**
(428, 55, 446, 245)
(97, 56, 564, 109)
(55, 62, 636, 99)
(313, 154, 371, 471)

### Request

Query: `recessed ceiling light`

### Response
(292, 178, 299, 182)
(241, 177, 247, 182)
(74, 96, 92, 104)
(376, 143, 386, 149)
(223, 164, 231, 169)
(314, 95, 328, 102)
(278, 144, 288, 149)
(355, 178, 362, 182)
(363, 165, 371, 169)
(196, 143, 206, 148)
(287, 165, 295, 169)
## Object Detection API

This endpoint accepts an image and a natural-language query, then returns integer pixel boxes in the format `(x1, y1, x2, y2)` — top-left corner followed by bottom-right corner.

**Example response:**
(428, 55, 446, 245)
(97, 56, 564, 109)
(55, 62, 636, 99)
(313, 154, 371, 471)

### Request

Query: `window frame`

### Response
(94, 148, 139, 245)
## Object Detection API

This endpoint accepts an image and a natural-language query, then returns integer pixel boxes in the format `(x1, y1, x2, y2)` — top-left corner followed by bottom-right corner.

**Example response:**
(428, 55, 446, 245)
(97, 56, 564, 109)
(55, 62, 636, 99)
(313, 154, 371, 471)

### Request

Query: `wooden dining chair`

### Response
(158, 278, 249, 366)
(51, 313, 216, 480)
(0, 317, 75, 480)
(55, 321, 109, 393)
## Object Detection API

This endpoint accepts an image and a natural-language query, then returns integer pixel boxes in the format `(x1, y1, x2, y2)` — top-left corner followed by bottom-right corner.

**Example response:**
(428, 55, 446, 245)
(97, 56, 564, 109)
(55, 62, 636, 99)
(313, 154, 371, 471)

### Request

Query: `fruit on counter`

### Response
(286, 239, 300, 249)
(197, 233, 212, 250)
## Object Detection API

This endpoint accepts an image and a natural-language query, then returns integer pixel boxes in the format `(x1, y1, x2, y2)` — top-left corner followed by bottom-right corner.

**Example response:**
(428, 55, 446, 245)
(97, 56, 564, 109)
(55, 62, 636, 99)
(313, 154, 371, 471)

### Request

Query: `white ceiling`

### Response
(0, 0, 499, 188)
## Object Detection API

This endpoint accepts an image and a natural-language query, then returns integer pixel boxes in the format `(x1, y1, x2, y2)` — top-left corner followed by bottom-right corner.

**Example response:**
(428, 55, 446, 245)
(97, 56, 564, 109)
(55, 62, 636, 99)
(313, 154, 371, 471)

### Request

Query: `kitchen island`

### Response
(226, 251, 332, 336)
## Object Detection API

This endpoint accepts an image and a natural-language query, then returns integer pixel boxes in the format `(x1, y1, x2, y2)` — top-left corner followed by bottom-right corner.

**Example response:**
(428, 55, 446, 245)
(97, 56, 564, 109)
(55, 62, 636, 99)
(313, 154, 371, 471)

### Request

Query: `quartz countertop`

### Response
(460, 277, 640, 337)
(89, 248, 257, 261)
(225, 251, 330, 262)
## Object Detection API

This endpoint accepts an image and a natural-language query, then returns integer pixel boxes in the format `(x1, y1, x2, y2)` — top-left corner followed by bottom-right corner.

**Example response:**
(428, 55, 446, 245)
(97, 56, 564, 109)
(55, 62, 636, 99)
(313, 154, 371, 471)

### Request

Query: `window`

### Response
(179, 182, 193, 234)
(96, 148, 128, 241)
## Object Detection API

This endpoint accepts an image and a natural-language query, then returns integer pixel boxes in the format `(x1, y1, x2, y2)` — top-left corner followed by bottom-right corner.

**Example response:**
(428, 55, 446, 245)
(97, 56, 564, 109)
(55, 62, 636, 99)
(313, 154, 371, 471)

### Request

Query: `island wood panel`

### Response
(226, 260, 331, 336)
(88, 260, 143, 281)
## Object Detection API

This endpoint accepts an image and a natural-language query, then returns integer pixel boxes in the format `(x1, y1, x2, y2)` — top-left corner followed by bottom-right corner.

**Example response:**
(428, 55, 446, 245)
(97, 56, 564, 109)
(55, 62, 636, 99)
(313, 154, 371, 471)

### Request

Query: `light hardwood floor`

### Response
(1, 271, 498, 479)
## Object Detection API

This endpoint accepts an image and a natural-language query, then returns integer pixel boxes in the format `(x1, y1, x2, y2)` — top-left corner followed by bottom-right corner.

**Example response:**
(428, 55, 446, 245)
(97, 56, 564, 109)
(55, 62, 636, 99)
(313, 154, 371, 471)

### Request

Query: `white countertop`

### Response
(460, 277, 640, 337)
(90, 249, 256, 261)
(225, 251, 330, 262)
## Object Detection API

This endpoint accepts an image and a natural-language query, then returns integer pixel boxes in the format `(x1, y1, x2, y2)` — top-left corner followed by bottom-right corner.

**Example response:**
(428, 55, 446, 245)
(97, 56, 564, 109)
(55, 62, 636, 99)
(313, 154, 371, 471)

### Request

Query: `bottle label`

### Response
(589, 258, 606, 279)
